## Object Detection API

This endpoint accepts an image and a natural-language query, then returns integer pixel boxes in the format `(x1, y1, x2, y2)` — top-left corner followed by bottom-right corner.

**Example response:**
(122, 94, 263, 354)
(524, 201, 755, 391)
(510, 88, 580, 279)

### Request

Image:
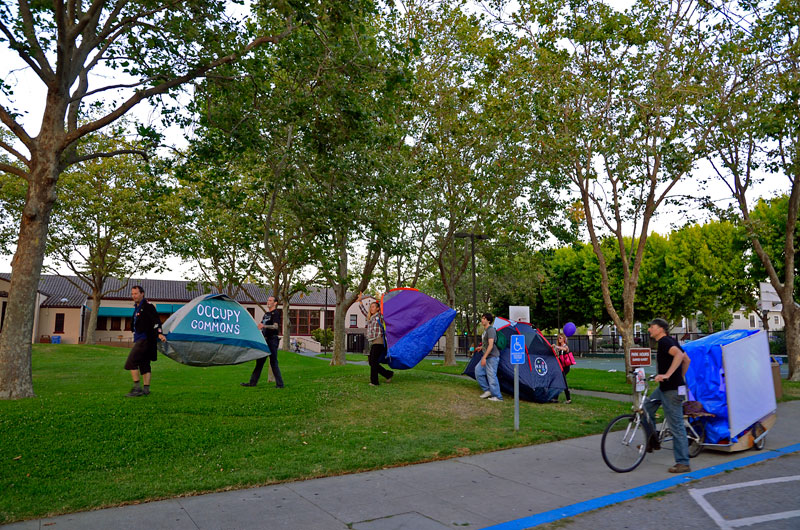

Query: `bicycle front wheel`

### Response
(601, 413, 648, 473)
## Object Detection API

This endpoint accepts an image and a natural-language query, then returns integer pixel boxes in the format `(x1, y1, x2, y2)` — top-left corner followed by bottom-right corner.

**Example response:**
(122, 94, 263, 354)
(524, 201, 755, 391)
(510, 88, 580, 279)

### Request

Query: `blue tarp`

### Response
(683, 329, 760, 443)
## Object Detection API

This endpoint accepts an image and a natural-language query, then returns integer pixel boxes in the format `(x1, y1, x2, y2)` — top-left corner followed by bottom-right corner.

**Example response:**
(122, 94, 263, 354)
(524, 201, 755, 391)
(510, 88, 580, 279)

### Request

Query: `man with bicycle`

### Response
(645, 318, 692, 473)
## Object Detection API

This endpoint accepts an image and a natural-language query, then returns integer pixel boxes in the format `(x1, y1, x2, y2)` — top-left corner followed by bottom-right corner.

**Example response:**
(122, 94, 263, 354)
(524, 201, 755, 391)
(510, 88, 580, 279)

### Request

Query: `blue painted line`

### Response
(482, 442, 800, 530)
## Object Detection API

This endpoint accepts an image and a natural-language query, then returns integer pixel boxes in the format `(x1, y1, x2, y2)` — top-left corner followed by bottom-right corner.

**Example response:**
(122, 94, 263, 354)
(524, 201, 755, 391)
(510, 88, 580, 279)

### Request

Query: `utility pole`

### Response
(455, 232, 489, 345)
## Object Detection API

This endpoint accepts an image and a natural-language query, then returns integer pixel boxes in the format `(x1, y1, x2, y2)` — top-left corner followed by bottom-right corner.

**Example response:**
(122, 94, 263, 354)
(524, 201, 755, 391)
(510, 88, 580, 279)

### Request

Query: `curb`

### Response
(481, 442, 800, 530)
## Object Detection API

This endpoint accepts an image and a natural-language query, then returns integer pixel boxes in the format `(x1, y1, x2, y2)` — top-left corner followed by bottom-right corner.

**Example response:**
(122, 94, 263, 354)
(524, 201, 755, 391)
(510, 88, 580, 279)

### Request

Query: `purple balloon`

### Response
(563, 322, 576, 337)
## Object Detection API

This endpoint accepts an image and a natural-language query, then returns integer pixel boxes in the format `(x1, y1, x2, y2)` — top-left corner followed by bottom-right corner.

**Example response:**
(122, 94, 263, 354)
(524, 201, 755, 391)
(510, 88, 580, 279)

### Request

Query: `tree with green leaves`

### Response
(45, 133, 170, 344)
(665, 221, 752, 333)
(0, 0, 304, 398)
(291, 5, 412, 366)
(401, 1, 547, 365)
(702, 0, 800, 379)
(501, 0, 716, 375)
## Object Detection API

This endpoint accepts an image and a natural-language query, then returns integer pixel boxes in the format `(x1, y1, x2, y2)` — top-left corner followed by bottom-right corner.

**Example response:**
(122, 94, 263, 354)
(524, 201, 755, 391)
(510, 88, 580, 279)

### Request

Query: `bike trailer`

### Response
(683, 329, 777, 452)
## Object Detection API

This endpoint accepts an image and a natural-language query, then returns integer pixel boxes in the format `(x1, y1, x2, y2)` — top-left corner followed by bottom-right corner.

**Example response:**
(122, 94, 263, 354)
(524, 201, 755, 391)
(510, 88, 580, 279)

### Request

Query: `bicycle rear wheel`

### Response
(601, 413, 648, 473)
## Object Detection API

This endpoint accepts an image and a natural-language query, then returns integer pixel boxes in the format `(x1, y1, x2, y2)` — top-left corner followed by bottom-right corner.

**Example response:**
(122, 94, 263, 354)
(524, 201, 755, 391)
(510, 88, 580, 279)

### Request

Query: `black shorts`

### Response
(124, 340, 152, 374)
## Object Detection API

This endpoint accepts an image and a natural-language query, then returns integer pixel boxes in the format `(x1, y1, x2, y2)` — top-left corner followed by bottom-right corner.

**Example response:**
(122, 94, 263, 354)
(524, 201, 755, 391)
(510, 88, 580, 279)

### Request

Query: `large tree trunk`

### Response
(444, 320, 456, 366)
(84, 290, 101, 345)
(0, 156, 60, 399)
(331, 297, 348, 366)
(620, 325, 634, 375)
(783, 305, 800, 381)
(280, 296, 291, 351)
(443, 286, 457, 366)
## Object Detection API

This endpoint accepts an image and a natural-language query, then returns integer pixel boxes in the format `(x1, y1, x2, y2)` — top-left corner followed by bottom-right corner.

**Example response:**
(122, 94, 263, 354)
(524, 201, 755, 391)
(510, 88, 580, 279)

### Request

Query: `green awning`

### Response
(89, 304, 184, 317)
(157, 304, 184, 314)
(96, 307, 132, 318)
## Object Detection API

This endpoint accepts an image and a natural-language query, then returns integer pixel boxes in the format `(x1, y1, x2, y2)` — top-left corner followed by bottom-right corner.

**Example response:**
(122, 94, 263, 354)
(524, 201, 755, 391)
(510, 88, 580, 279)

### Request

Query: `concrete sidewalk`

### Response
(6, 400, 799, 530)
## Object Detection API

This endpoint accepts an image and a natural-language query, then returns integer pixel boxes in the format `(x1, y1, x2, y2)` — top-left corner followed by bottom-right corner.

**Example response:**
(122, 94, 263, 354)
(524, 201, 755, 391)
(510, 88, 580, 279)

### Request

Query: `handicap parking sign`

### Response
(510, 335, 525, 364)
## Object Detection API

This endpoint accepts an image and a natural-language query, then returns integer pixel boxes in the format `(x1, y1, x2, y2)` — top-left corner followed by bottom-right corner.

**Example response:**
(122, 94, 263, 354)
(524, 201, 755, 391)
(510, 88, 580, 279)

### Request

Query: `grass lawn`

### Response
(781, 379, 800, 401)
(568, 368, 633, 395)
(0, 345, 629, 523)
(315, 353, 469, 376)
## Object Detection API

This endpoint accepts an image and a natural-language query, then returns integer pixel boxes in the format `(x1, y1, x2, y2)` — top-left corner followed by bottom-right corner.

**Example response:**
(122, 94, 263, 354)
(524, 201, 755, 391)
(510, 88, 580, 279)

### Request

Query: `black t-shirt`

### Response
(261, 308, 282, 338)
(656, 335, 684, 392)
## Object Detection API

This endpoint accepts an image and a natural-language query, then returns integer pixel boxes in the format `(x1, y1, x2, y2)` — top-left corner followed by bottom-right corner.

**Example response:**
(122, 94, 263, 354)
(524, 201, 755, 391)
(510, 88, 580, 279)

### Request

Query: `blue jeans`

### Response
(475, 356, 502, 400)
(644, 387, 688, 466)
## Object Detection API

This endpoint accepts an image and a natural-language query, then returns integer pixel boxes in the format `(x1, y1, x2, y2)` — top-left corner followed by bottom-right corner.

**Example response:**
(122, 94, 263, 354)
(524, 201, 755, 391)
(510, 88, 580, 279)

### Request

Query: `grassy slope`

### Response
(1, 345, 629, 523)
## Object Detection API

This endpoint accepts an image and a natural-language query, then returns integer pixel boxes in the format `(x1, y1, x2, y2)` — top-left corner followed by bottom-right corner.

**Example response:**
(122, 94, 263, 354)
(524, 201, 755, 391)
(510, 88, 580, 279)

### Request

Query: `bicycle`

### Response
(600, 371, 710, 473)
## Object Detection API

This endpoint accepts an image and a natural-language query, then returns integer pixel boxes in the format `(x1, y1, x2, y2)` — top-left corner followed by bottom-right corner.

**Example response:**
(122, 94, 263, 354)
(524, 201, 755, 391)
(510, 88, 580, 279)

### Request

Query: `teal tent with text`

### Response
(158, 293, 269, 366)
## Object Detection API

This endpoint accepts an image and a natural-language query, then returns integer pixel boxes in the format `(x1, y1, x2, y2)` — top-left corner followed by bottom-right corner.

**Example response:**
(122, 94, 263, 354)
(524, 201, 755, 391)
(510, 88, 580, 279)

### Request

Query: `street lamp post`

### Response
(455, 232, 489, 348)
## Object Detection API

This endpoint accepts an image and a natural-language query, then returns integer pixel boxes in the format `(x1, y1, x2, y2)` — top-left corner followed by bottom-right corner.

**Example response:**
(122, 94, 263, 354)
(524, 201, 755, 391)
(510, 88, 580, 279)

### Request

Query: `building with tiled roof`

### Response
(0, 273, 368, 350)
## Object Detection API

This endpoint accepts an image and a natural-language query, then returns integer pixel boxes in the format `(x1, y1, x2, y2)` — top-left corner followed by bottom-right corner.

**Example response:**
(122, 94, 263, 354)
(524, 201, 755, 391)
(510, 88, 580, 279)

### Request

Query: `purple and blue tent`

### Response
(379, 288, 457, 370)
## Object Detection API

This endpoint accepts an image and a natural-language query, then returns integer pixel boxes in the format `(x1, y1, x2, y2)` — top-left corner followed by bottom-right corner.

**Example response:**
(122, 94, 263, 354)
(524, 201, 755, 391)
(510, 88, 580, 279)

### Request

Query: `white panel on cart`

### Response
(721, 330, 776, 438)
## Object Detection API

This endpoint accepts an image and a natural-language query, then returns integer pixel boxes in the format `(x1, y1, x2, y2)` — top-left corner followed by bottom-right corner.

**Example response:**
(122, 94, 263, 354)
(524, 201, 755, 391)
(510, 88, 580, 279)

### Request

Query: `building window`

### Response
(749, 315, 756, 327)
(289, 309, 320, 335)
(325, 310, 334, 330)
(124, 318, 132, 331)
(110, 317, 121, 331)
(247, 307, 255, 318)
(54, 313, 65, 334)
(775, 316, 780, 324)
(733, 314, 740, 320)
(349, 314, 358, 328)
(96, 316, 107, 331)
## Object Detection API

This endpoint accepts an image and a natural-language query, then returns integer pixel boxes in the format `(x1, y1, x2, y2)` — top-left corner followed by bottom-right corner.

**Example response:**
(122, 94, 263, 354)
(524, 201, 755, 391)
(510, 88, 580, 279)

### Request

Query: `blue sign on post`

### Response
(510, 334, 525, 364)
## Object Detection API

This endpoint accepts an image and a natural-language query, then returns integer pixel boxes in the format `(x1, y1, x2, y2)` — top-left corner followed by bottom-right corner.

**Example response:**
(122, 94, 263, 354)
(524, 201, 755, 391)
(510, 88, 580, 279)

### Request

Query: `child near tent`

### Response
(554, 333, 572, 404)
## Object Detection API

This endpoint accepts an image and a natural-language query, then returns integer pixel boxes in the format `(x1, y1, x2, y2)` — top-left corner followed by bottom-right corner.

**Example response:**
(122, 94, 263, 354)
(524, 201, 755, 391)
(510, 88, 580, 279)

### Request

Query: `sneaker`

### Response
(240, 382, 256, 387)
(369, 383, 378, 387)
(141, 388, 150, 396)
(479, 391, 492, 399)
(487, 396, 503, 402)
(125, 387, 143, 397)
(668, 464, 691, 473)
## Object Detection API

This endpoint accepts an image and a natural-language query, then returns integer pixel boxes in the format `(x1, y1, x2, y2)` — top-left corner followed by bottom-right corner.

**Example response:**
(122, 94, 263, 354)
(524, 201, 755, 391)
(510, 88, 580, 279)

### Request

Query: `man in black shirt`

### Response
(241, 295, 284, 388)
(125, 285, 166, 397)
(644, 318, 691, 473)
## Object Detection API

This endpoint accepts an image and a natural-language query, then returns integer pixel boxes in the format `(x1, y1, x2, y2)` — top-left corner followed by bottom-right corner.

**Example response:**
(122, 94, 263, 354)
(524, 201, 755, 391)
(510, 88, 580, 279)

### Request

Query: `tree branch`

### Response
(64, 148, 148, 166)
(0, 17, 46, 79)
(0, 102, 34, 149)
(17, 0, 55, 80)
(61, 24, 297, 150)
(0, 140, 30, 168)
(0, 162, 28, 180)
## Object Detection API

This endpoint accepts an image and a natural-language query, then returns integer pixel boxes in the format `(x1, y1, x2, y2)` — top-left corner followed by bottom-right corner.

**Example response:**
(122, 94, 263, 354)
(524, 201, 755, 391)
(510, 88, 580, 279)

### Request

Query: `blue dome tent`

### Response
(158, 293, 270, 367)
(463, 317, 565, 402)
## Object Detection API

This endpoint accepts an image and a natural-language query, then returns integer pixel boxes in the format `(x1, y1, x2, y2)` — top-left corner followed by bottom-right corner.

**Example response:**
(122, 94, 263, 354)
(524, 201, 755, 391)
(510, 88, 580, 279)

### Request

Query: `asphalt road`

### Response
(535, 451, 800, 530)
